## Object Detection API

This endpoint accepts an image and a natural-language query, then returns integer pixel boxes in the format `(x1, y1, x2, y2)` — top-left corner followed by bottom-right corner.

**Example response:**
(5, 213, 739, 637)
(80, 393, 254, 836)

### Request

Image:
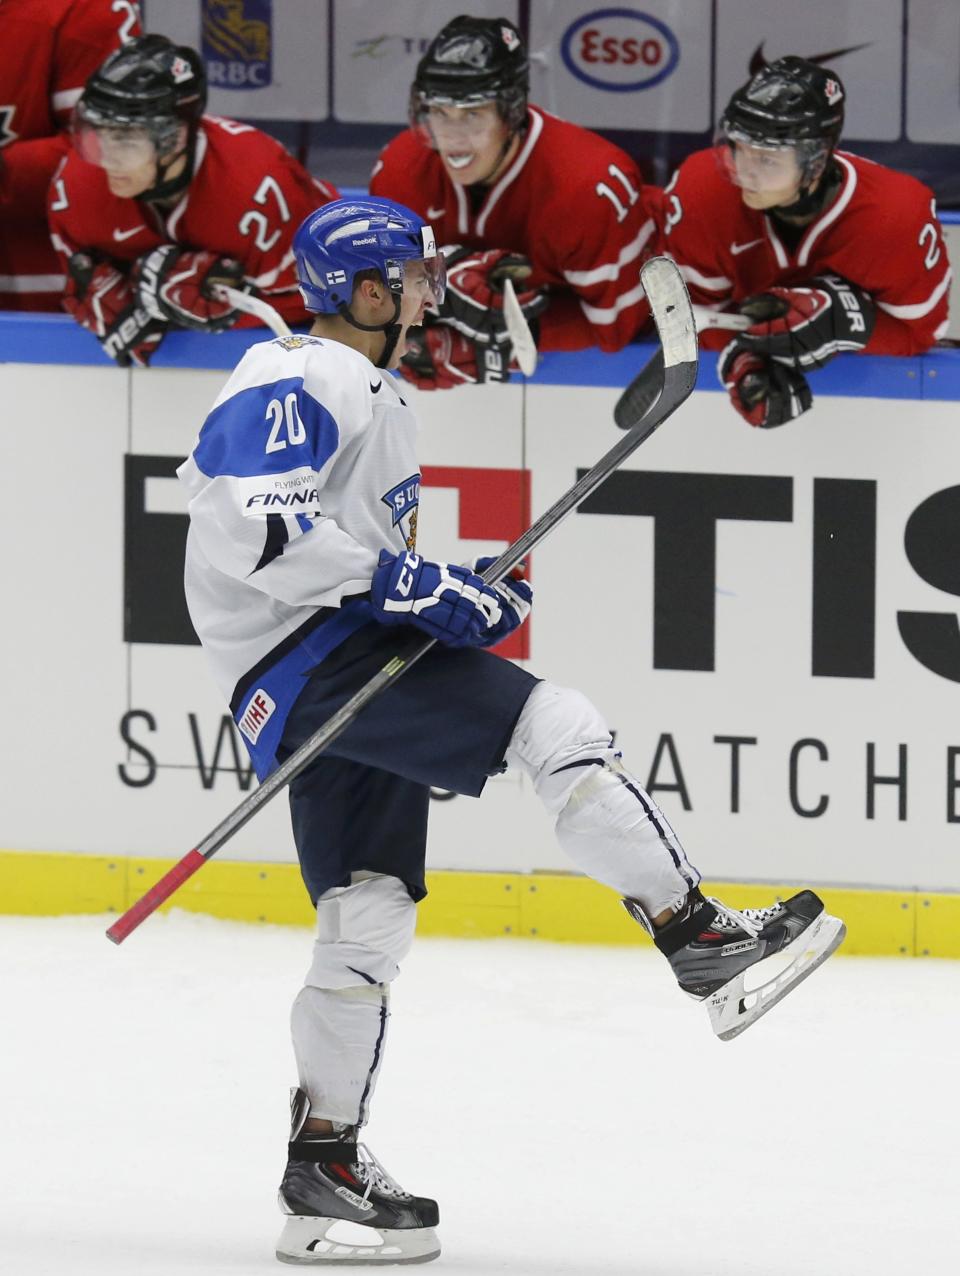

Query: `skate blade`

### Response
(276, 1215, 440, 1265)
(706, 910, 846, 1042)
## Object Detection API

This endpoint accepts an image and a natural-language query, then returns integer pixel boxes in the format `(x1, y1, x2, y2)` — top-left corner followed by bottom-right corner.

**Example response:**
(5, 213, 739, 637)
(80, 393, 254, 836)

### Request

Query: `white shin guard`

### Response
(505, 681, 701, 917)
(291, 874, 416, 1128)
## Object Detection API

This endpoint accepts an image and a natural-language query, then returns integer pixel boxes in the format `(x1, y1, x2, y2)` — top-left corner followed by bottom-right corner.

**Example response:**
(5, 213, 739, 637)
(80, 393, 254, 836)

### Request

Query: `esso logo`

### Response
(560, 7, 679, 92)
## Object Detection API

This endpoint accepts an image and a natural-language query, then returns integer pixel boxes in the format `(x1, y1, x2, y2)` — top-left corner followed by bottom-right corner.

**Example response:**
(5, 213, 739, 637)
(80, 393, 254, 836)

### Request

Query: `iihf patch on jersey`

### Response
(238, 689, 276, 744)
(239, 466, 321, 516)
(274, 335, 319, 351)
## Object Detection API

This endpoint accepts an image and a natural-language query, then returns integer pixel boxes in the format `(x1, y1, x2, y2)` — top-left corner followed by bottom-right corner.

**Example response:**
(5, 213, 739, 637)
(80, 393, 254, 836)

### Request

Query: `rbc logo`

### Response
(201, 0, 272, 89)
(561, 7, 679, 92)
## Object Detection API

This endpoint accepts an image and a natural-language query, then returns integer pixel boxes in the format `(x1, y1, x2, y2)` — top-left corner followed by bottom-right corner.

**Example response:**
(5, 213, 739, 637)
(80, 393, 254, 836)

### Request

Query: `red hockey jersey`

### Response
(656, 148, 951, 355)
(0, 0, 141, 310)
(49, 115, 338, 327)
(370, 107, 656, 353)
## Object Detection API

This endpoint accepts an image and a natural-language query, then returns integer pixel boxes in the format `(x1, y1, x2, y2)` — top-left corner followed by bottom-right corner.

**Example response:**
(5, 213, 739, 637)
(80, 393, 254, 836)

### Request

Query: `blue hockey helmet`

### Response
(293, 197, 445, 318)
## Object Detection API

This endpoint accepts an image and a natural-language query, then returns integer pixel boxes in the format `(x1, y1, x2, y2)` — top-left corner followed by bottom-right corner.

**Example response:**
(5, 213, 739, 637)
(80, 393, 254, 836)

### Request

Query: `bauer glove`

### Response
(718, 343, 813, 429)
(438, 245, 547, 346)
(135, 245, 250, 332)
(735, 275, 876, 371)
(64, 252, 166, 367)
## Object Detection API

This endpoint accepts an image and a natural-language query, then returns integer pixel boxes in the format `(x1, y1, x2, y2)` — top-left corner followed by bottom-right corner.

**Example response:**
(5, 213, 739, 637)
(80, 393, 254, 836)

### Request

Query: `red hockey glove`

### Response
(135, 246, 250, 332)
(439, 246, 547, 345)
(63, 253, 166, 367)
(399, 323, 513, 391)
(736, 275, 876, 371)
(718, 342, 813, 429)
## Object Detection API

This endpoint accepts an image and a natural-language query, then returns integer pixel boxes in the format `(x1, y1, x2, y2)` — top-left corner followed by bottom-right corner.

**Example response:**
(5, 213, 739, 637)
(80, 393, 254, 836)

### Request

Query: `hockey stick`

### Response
(106, 256, 696, 945)
(501, 277, 538, 376)
(209, 284, 294, 338)
(693, 305, 749, 333)
(613, 303, 742, 429)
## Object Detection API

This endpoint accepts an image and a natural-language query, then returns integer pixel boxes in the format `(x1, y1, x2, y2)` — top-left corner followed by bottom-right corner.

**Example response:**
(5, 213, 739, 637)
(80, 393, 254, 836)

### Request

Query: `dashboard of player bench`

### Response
(0, 313, 958, 954)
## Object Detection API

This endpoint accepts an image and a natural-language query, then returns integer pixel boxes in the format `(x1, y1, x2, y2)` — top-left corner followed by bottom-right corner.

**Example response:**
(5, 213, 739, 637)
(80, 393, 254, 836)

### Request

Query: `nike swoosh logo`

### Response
(749, 40, 872, 76)
(370, 380, 382, 393)
(426, 206, 445, 220)
(113, 225, 146, 242)
(730, 238, 764, 256)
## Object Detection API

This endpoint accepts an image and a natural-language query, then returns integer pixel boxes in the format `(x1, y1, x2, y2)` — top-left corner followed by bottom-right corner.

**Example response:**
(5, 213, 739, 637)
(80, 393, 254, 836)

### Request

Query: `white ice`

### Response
(1, 912, 956, 1276)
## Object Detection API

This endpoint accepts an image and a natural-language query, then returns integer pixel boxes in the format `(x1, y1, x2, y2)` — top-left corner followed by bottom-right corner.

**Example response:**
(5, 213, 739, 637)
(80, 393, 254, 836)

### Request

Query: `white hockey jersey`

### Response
(177, 334, 422, 778)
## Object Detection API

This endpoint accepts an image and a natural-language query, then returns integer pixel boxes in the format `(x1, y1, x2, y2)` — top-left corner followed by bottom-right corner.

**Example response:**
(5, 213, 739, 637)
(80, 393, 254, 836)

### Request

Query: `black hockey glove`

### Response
(135, 246, 250, 332)
(400, 320, 514, 391)
(63, 252, 167, 368)
(437, 245, 547, 345)
(735, 275, 876, 371)
(718, 342, 813, 429)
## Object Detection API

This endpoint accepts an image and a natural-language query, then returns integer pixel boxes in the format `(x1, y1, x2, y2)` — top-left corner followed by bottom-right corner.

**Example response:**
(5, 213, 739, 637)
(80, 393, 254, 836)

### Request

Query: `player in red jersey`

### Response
(49, 34, 339, 366)
(0, 0, 141, 311)
(369, 15, 657, 390)
(656, 56, 951, 428)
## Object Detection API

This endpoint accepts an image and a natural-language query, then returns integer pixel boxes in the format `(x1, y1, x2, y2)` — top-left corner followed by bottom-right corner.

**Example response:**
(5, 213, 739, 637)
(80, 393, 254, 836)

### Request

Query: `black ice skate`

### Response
(624, 887, 846, 1041)
(276, 1088, 440, 1265)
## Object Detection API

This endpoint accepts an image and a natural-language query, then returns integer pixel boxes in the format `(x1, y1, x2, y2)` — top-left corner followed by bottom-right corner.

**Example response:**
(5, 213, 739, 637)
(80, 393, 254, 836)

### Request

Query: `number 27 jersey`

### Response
(48, 114, 338, 323)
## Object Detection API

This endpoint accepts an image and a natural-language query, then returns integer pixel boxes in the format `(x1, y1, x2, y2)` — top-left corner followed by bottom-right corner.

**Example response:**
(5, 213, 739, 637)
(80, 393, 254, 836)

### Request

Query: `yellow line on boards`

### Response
(0, 850, 957, 958)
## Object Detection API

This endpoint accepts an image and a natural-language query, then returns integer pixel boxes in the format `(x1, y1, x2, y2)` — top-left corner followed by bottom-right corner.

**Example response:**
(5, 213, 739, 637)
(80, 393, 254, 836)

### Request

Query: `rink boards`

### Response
(0, 316, 958, 953)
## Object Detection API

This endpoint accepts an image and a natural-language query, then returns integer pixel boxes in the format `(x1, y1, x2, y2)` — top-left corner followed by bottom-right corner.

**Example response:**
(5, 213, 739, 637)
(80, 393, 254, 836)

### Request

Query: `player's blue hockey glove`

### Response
(371, 550, 510, 648)
(735, 275, 876, 371)
(718, 343, 813, 428)
(466, 556, 533, 648)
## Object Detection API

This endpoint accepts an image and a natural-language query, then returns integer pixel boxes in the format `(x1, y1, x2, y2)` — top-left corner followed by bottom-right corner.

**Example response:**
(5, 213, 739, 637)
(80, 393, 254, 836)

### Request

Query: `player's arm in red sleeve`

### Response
(51, 0, 142, 126)
(863, 191, 952, 355)
(536, 156, 655, 353)
(0, 136, 68, 213)
(368, 134, 434, 219)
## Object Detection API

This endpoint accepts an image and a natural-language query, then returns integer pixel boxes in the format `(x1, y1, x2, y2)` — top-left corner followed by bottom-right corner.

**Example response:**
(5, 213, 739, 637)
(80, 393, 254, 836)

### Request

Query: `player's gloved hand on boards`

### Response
(63, 252, 167, 367)
(135, 245, 250, 331)
(371, 549, 519, 648)
(399, 322, 513, 390)
(735, 275, 876, 371)
(465, 556, 533, 648)
(438, 245, 547, 345)
(718, 342, 812, 428)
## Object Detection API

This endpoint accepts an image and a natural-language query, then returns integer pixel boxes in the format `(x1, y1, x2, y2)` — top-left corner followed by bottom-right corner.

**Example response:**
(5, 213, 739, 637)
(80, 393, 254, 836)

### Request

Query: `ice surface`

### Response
(0, 912, 956, 1275)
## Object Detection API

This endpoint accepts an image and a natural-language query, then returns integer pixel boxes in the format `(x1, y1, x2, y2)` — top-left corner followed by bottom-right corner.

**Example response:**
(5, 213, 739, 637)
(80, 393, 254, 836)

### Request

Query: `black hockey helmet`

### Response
(73, 35, 206, 200)
(410, 15, 529, 134)
(718, 56, 845, 184)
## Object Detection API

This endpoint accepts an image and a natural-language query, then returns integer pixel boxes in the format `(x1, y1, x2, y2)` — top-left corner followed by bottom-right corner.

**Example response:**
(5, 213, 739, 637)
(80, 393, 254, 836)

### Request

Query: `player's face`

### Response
(426, 102, 513, 186)
(727, 140, 804, 209)
(75, 125, 160, 197)
(392, 257, 446, 367)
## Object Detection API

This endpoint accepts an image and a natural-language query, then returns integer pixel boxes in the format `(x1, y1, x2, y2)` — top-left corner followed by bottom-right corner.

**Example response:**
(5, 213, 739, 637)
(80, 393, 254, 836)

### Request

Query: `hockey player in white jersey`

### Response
(177, 197, 845, 1266)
